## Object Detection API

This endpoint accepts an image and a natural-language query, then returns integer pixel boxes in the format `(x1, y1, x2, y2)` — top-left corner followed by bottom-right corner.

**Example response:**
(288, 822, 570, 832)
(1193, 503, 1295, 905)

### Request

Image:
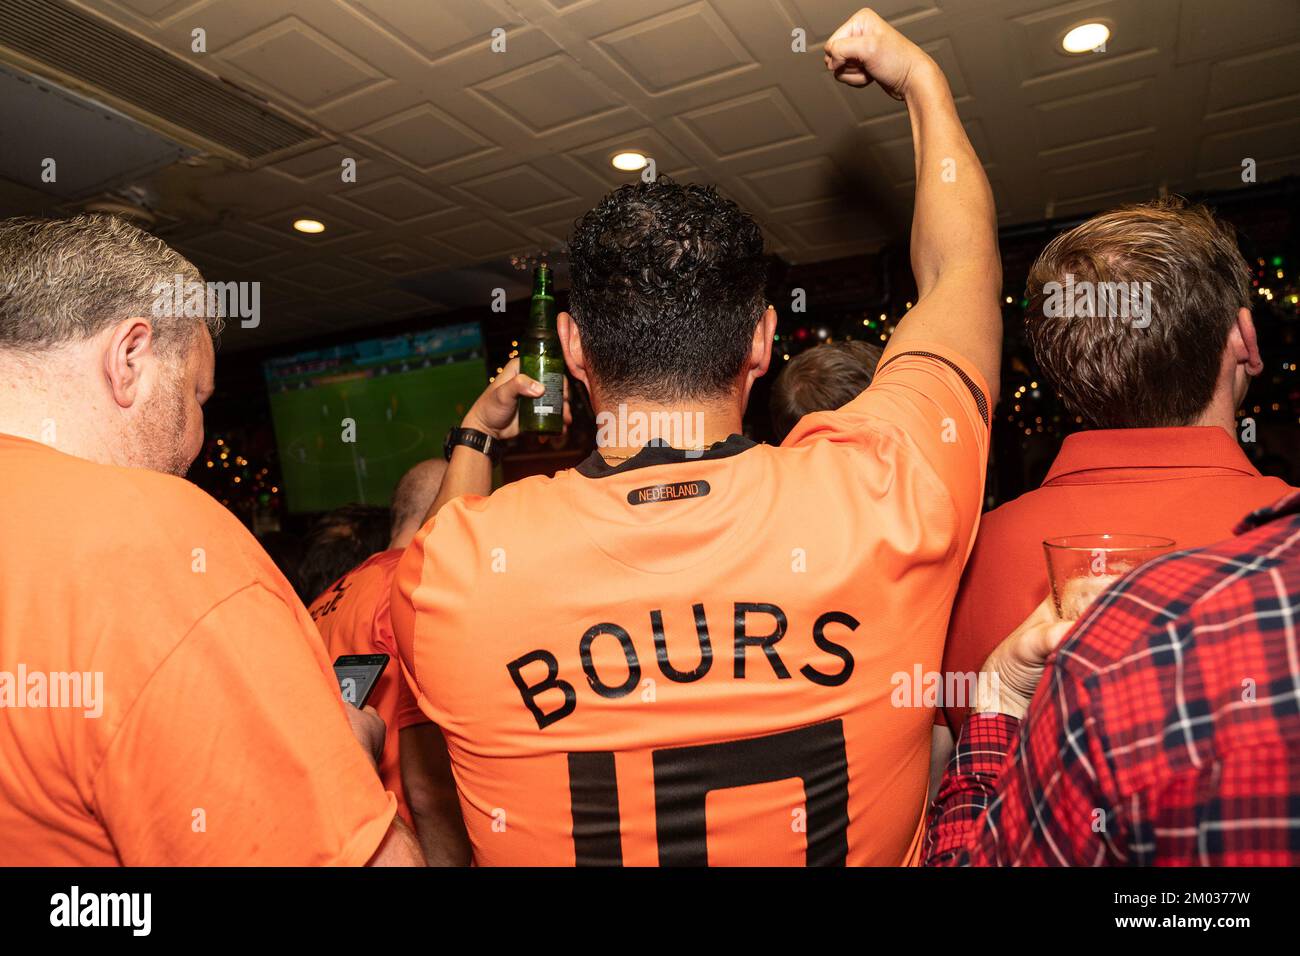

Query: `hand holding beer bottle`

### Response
(420, 357, 573, 526)
(422, 265, 571, 526)
(461, 356, 572, 442)
(517, 263, 566, 434)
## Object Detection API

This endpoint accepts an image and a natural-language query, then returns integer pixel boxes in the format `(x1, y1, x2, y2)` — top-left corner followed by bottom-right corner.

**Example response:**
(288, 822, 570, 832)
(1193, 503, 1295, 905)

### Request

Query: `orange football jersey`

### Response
(310, 549, 430, 825)
(0, 433, 395, 865)
(392, 345, 990, 865)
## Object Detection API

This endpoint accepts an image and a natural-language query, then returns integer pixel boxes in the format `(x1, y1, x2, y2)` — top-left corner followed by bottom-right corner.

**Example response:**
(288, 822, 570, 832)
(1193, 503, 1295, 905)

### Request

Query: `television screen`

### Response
(264, 323, 486, 513)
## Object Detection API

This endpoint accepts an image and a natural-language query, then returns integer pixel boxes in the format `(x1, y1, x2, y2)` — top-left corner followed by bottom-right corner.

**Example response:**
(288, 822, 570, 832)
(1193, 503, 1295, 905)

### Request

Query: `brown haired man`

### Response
(770, 340, 883, 443)
(934, 197, 1292, 774)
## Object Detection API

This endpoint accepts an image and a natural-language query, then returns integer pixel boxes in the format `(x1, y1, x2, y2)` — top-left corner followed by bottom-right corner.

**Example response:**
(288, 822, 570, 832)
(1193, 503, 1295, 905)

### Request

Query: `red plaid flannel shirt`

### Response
(926, 490, 1300, 866)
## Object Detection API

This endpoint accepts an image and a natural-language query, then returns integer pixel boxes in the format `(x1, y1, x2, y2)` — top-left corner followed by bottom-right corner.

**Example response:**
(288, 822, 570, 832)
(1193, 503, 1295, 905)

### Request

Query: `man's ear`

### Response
(1231, 307, 1263, 376)
(557, 311, 591, 394)
(103, 317, 156, 409)
(744, 305, 778, 394)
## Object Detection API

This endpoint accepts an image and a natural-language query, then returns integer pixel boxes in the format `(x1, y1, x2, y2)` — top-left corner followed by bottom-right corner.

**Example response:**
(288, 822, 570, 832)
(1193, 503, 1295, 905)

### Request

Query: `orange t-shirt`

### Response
(0, 433, 395, 865)
(940, 426, 1294, 732)
(309, 549, 430, 825)
(392, 345, 990, 866)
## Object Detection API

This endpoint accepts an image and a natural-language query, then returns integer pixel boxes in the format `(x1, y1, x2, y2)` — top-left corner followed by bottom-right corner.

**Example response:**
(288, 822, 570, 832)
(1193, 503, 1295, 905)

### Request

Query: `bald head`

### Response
(389, 458, 447, 549)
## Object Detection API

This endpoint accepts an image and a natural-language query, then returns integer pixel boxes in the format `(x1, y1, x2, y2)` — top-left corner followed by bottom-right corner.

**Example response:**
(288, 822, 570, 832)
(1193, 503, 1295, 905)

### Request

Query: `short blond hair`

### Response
(0, 214, 216, 354)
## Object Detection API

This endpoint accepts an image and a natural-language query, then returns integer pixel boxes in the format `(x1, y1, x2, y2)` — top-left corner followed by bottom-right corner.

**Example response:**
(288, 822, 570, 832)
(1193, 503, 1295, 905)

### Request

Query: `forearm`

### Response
(366, 816, 426, 867)
(904, 61, 999, 298)
(926, 608, 1100, 865)
(925, 634, 1044, 865)
(409, 793, 472, 866)
(400, 724, 472, 865)
(927, 723, 955, 805)
(421, 402, 500, 526)
(422, 441, 492, 525)
(923, 712, 1017, 866)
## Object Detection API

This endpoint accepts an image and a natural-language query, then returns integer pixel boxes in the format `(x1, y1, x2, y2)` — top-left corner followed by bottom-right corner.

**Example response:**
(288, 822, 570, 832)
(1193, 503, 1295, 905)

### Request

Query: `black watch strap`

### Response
(444, 426, 498, 462)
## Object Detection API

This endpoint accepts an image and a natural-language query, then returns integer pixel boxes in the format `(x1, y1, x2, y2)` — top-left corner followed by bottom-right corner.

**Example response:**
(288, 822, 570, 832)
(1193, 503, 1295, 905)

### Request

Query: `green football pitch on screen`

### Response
(266, 325, 486, 514)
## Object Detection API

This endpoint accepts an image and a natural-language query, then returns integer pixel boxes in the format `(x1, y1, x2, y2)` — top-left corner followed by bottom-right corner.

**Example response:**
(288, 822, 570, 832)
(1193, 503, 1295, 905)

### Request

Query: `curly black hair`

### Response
(567, 176, 768, 402)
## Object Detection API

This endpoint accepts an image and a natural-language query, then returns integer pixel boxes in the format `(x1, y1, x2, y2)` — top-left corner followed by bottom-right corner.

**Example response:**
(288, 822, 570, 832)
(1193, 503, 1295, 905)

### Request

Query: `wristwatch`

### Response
(444, 426, 500, 462)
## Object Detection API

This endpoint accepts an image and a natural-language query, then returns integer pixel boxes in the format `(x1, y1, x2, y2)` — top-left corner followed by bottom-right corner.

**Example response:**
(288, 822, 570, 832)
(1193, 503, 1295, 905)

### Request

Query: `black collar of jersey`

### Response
(576, 434, 757, 478)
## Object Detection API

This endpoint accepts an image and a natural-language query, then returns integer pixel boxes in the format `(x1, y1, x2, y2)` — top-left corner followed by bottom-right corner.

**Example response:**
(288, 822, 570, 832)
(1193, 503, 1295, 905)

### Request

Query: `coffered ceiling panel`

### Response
(1175, 0, 1299, 63)
(108, 0, 210, 26)
(788, 0, 942, 40)
(456, 164, 579, 215)
(267, 143, 364, 182)
(1, 0, 1297, 353)
(1205, 42, 1300, 117)
(567, 126, 696, 189)
(350, 240, 449, 276)
(592, 2, 758, 96)
(343, 0, 521, 65)
(1033, 78, 1155, 150)
(471, 53, 625, 135)
(179, 226, 284, 266)
(1008, 0, 1175, 82)
(356, 102, 499, 171)
(278, 258, 369, 292)
(217, 16, 389, 110)
(677, 87, 815, 160)
(433, 219, 529, 261)
(1049, 149, 1154, 203)
(742, 155, 848, 214)
(1199, 116, 1300, 174)
(333, 174, 455, 224)
(253, 202, 367, 245)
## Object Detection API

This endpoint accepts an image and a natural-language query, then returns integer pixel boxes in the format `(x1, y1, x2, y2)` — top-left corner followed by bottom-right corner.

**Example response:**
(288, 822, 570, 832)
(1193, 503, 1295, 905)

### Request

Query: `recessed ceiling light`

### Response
(292, 218, 325, 234)
(1061, 22, 1110, 54)
(611, 151, 648, 171)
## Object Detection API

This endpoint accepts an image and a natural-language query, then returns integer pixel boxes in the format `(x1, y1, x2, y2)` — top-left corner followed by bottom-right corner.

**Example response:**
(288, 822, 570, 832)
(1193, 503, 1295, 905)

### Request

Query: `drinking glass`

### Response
(1043, 533, 1176, 620)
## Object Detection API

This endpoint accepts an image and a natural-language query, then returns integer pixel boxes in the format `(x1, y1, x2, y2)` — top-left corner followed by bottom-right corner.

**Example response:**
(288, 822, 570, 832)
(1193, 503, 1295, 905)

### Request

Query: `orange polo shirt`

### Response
(393, 344, 991, 866)
(941, 426, 1293, 732)
(309, 549, 430, 825)
(0, 432, 395, 865)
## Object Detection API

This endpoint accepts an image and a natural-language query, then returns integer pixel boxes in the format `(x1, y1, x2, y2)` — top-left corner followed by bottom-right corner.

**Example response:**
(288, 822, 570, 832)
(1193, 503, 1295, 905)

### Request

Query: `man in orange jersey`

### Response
(393, 7, 1001, 866)
(933, 198, 1294, 779)
(0, 214, 421, 865)
(310, 459, 471, 865)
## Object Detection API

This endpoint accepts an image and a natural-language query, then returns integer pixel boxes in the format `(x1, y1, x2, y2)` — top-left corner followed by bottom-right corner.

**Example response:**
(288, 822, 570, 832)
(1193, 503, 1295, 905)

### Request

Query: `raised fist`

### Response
(824, 7, 935, 99)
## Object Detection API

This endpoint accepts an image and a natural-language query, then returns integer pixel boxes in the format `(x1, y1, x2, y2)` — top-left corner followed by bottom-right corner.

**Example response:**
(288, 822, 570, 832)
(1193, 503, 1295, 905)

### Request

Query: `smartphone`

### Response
(333, 653, 389, 708)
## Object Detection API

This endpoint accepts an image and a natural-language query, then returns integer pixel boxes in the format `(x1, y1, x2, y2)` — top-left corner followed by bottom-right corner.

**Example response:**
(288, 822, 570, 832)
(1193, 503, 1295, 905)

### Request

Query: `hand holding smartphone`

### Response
(334, 655, 390, 768)
(332, 653, 388, 708)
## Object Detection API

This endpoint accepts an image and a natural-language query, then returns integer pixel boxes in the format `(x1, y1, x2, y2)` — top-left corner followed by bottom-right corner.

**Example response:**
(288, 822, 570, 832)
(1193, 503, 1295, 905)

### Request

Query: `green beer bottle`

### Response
(517, 263, 565, 434)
